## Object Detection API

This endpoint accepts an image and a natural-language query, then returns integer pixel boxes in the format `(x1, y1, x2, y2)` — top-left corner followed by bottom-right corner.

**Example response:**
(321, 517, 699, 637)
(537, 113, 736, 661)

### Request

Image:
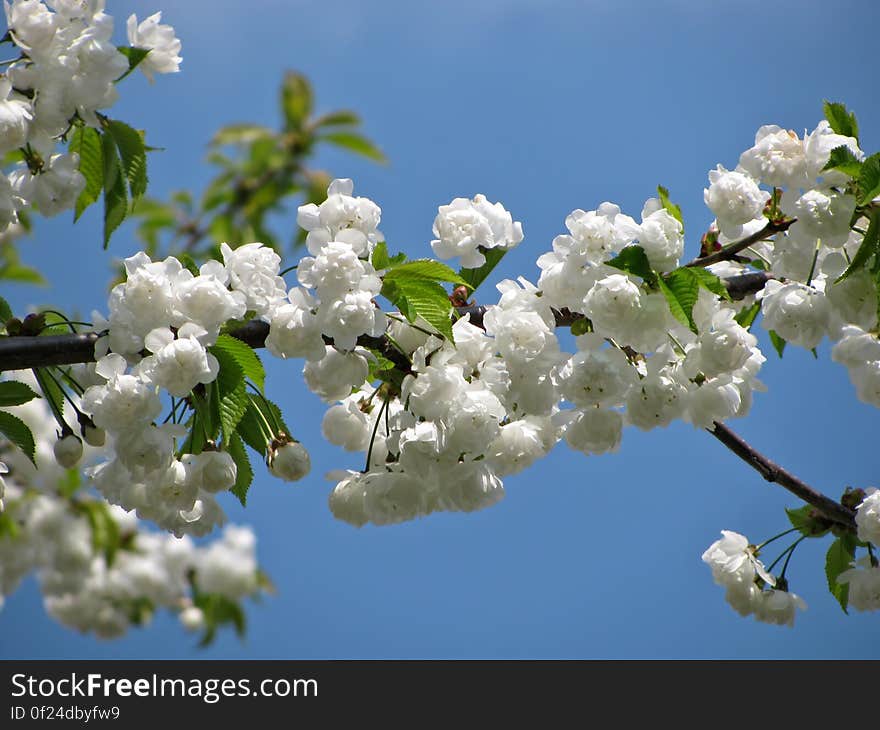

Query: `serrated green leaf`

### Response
(0, 381, 40, 407)
(823, 145, 863, 178)
(212, 334, 266, 393)
(226, 433, 253, 507)
(606, 245, 657, 285)
(823, 101, 859, 140)
(836, 212, 880, 283)
(459, 247, 507, 292)
(734, 301, 761, 329)
(116, 46, 151, 82)
(237, 400, 270, 456)
(320, 131, 386, 163)
(281, 72, 313, 130)
(826, 536, 856, 613)
(858, 152, 880, 206)
(210, 345, 248, 444)
(0, 295, 11, 324)
(385, 259, 470, 288)
(69, 126, 103, 221)
(101, 131, 128, 248)
(660, 269, 700, 332)
(382, 276, 454, 341)
(768, 329, 786, 358)
(107, 119, 148, 206)
(689, 267, 732, 301)
(0, 410, 36, 465)
(657, 185, 684, 228)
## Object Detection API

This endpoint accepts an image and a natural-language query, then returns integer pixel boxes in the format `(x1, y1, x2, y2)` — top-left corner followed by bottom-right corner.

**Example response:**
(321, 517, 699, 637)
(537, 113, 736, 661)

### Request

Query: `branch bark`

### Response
(708, 421, 856, 530)
(685, 219, 794, 269)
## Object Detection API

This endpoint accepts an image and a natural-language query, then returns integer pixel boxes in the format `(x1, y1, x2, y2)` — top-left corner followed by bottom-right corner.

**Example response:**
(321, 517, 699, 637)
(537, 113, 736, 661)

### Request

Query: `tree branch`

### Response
(0, 320, 413, 374)
(685, 219, 794, 269)
(708, 421, 856, 530)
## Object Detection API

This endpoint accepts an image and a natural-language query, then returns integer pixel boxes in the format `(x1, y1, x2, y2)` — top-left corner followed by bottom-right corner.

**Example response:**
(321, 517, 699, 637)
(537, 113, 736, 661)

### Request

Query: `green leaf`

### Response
(659, 269, 700, 333)
(858, 152, 880, 206)
(0, 295, 11, 324)
(101, 130, 128, 248)
(823, 145, 863, 178)
(212, 334, 266, 393)
(657, 185, 684, 228)
(177, 251, 201, 277)
(734, 301, 761, 329)
(106, 119, 148, 206)
(826, 535, 856, 613)
(570, 317, 591, 336)
(384, 259, 470, 288)
(75, 500, 121, 567)
(69, 126, 103, 221)
(281, 71, 313, 130)
(116, 46, 151, 82)
(689, 267, 732, 301)
(768, 329, 786, 358)
(313, 110, 361, 128)
(237, 399, 270, 456)
(0, 411, 36, 465)
(210, 123, 274, 147)
(823, 101, 859, 140)
(227, 433, 253, 507)
(33, 367, 66, 422)
(209, 345, 248, 445)
(785, 505, 831, 537)
(0, 262, 44, 285)
(382, 276, 454, 341)
(458, 247, 508, 292)
(371, 241, 398, 271)
(606, 245, 657, 286)
(195, 593, 247, 646)
(320, 131, 387, 163)
(836, 211, 880, 283)
(0, 381, 40, 407)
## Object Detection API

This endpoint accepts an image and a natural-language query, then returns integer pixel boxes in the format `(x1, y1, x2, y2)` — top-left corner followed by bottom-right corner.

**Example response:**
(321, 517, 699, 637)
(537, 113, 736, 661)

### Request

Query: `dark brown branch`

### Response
(0, 320, 413, 374)
(685, 219, 795, 269)
(708, 421, 856, 530)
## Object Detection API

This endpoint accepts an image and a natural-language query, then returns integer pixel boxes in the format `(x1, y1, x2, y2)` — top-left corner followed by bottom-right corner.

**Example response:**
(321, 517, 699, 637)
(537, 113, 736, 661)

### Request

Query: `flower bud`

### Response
(78, 413, 105, 447)
(267, 437, 310, 483)
(179, 605, 205, 632)
(53, 433, 83, 468)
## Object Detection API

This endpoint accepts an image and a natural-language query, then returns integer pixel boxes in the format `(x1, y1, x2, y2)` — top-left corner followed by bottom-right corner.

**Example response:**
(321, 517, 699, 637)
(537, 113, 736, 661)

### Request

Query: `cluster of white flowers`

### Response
(703, 120, 878, 406)
(0, 1, 180, 230)
(80, 244, 316, 535)
(0, 382, 261, 637)
(702, 531, 807, 626)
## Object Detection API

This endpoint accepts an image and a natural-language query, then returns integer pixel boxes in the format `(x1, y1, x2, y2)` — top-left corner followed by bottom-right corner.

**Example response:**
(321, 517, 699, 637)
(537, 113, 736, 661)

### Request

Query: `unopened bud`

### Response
(54, 433, 83, 468)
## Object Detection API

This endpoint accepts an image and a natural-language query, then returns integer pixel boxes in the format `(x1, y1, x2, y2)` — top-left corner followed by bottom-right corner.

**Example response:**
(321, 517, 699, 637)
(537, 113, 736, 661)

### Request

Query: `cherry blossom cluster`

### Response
(699, 119, 880, 620)
(704, 122, 877, 402)
(701, 531, 807, 627)
(0, 379, 262, 638)
(81, 247, 309, 535)
(0, 1, 181, 231)
(311, 182, 765, 527)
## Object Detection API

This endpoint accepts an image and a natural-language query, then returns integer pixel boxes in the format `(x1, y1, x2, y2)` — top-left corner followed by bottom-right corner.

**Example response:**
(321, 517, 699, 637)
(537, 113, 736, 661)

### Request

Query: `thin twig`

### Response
(708, 421, 855, 530)
(685, 219, 795, 269)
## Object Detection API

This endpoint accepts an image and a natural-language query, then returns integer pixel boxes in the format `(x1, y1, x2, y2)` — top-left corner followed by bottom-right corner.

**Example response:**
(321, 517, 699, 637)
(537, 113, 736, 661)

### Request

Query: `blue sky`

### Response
(2, 0, 880, 658)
